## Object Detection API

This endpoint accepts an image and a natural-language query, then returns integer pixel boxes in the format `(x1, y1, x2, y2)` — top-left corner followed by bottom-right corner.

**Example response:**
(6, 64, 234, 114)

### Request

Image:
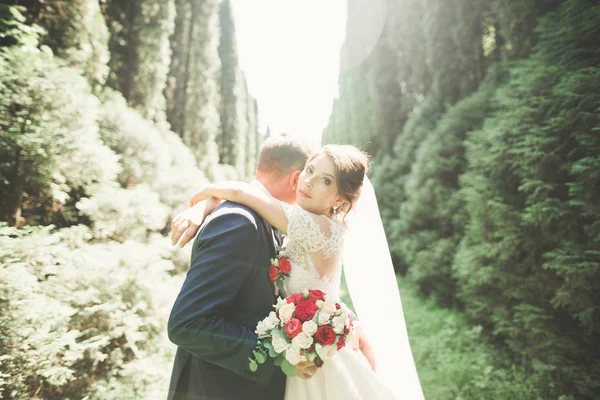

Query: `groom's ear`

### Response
(289, 170, 301, 190)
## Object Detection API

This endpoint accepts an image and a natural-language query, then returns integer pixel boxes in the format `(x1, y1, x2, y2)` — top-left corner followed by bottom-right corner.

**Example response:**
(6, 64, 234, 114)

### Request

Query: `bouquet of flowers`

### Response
(248, 289, 355, 376)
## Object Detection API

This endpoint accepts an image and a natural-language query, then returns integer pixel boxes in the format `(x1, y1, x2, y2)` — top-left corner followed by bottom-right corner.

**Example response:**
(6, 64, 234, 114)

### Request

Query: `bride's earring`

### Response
(332, 205, 340, 214)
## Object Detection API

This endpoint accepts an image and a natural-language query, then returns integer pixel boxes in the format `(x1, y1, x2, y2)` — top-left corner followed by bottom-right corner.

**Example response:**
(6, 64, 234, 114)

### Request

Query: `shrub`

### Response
(0, 224, 182, 399)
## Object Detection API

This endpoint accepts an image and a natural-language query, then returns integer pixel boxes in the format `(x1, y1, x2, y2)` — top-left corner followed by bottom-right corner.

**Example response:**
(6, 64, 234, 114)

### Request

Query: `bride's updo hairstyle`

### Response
(310, 144, 370, 220)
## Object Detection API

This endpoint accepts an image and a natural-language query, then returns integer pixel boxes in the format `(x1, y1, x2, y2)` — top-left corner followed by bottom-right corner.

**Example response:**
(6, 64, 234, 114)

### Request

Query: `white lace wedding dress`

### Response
(280, 203, 397, 400)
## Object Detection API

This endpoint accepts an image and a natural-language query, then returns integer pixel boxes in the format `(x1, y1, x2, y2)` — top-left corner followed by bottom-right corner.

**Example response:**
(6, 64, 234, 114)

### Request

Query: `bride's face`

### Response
(296, 154, 343, 216)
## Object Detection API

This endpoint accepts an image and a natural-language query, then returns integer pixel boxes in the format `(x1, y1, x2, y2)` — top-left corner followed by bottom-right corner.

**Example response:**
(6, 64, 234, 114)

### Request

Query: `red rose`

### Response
(286, 293, 304, 305)
(335, 303, 341, 310)
(278, 257, 292, 274)
(336, 335, 346, 350)
(284, 318, 303, 338)
(314, 356, 324, 368)
(314, 326, 336, 346)
(268, 265, 280, 283)
(307, 289, 326, 302)
(294, 300, 318, 321)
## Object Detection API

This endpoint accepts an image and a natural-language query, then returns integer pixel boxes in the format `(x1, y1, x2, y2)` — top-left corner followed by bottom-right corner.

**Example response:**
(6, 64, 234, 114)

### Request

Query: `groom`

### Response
(167, 134, 314, 400)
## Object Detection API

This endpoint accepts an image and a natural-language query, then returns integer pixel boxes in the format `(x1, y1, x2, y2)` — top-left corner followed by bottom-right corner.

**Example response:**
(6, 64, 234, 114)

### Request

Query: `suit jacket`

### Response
(167, 201, 286, 400)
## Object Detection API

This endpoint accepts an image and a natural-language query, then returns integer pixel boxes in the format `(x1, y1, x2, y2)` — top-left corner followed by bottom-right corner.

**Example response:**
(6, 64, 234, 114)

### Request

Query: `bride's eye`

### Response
(306, 166, 313, 175)
(323, 178, 332, 186)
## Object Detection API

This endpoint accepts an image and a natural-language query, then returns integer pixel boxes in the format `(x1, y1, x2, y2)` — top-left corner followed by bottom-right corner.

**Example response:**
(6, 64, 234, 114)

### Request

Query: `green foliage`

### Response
(96, 88, 208, 212)
(104, 0, 175, 121)
(35, 0, 110, 83)
(165, 0, 222, 177)
(371, 94, 445, 273)
(0, 4, 42, 48)
(0, 44, 120, 225)
(396, 278, 553, 400)
(76, 185, 170, 242)
(330, 0, 600, 397)
(454, 2, 600, 396)
(398, 81, 497, 305)
(0, 1, 259, 398)
(0, 224, 182, 399)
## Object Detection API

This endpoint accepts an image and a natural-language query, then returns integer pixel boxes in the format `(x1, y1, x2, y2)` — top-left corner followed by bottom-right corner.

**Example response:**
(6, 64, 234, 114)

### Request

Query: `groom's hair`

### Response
(256, 133, 312, 179)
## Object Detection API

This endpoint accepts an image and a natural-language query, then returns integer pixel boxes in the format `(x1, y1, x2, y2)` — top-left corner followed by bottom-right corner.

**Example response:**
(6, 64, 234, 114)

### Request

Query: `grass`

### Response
(341, 273, 547, 400)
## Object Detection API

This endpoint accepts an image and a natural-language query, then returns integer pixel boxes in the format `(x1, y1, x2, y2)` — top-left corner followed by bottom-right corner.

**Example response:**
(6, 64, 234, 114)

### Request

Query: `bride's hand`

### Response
(171, 198, 221, 247)
(296, 360, 318, 379)
(355, 326, 377, 372)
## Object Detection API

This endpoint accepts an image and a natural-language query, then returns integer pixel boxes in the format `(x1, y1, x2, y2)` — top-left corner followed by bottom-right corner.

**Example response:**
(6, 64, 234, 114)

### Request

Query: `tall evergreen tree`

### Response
(218, 0, 242, 168)
(165, 0, 192, 136)
(103, 0, 175, 121)
(184, 0, 221, 175)
(164, 0, 221, 175)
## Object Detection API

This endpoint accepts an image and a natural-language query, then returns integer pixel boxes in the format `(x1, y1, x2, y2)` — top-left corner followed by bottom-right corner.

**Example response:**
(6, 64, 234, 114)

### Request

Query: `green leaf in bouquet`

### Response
(280, 359, 297, 377)
(269, 347, 278, 358)
(257, 334, 271, 340)
(311, 311, 320, 325)
(263, 341, 273, 351)
(249, 358, 258, 372)
(253, 349, 267, 364)
(274, 354, 284, 367)
(276, 279, 287, 297)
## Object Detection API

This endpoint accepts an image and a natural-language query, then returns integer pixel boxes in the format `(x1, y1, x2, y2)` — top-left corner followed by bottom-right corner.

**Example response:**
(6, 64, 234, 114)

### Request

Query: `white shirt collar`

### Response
(251, 179, 273, 197)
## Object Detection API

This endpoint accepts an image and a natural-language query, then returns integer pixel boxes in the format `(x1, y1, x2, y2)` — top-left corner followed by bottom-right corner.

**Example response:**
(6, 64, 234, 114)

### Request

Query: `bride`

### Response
(184, 144, 424, 399)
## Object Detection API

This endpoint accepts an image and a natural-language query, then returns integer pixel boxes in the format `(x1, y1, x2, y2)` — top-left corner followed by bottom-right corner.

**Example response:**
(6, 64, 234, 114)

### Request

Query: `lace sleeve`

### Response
(280, 202, 344, 257)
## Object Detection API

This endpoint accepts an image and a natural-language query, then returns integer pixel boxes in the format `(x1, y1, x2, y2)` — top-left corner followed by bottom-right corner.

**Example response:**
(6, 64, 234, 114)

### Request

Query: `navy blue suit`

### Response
(167, 202, 286, 400)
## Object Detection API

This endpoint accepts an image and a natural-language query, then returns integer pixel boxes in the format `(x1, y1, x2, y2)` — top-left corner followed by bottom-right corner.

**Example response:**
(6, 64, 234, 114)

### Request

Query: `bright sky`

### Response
(231, 0, 347, 148)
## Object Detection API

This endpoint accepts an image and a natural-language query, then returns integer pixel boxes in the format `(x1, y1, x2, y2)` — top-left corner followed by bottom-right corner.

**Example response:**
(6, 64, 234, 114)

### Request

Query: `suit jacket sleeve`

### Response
(167, 210, 276, 385)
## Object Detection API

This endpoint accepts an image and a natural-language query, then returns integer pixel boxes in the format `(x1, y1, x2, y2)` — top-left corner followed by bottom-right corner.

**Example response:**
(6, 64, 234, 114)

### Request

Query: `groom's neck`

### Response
(255, 174, 294, 204)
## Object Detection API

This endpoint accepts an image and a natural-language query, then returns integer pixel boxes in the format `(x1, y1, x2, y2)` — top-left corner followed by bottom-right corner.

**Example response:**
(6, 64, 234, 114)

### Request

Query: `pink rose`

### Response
(307, 289, 326, 302)
(284, 318, 303, 338)
(286, 293, 304, 305)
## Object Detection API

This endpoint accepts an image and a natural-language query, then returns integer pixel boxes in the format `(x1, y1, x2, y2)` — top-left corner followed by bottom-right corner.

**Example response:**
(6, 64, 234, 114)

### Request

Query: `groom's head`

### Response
(256, 133, 312, 204)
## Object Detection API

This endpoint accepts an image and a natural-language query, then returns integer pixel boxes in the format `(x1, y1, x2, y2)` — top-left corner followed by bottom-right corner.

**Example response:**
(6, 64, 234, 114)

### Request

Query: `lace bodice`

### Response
(279, 202, 345, 299)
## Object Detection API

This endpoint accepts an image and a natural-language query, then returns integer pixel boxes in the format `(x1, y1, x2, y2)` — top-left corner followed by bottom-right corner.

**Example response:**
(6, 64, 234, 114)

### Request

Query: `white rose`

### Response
(272, 336, 290, 354)
(278, 303, 295, 324)
(291, 332, 313, 350)
(316, 344, 337, 359)
(332, 315, 346, 334)
(318, 312, 331, 326)
(275, 297, 288, 309)
(263, 311, 279, 330)
(302, 320, 318, 336)
(321, 302, 336, 315)
(255, 320, 267, 336)
(285, 346, 305, 365)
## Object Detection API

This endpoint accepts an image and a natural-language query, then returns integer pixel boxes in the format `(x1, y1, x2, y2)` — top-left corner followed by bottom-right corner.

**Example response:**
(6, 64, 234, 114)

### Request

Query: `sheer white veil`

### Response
(342, 176, 424, 399)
